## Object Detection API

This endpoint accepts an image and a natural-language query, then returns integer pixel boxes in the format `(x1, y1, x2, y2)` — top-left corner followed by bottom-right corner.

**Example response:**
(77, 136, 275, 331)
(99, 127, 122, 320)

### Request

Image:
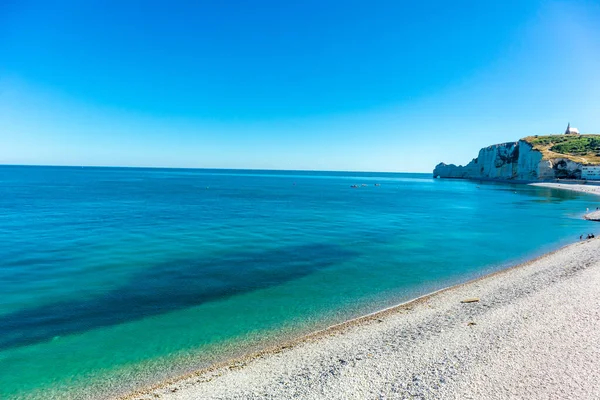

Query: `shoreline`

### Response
(119, 182, 600, 399)
(123, 238, 600, 399)
(529, 181, 600, 196)
(119, 271, 498, 399)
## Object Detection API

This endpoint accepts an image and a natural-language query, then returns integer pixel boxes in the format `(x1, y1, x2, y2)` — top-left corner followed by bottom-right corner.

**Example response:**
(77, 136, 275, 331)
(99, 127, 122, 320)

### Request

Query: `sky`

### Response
(1, 0, 599, 172)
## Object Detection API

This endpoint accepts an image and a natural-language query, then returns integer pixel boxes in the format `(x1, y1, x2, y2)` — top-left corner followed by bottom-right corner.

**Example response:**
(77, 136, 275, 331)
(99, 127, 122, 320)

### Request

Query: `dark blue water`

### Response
(0, 166, 596, 399)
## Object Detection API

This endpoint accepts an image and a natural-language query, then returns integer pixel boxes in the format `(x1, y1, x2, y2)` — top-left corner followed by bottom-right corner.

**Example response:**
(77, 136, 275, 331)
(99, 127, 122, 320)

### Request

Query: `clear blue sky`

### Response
(1, 0, 599, 171)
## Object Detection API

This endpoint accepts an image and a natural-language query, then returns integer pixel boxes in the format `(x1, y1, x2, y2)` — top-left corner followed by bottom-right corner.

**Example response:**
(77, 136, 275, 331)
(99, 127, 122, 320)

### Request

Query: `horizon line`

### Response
(0, 163, 431, 175)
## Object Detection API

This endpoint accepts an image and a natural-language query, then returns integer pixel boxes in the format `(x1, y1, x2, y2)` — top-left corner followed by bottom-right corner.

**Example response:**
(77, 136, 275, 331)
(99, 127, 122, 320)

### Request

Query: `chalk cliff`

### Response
(433, 140, 583, 181)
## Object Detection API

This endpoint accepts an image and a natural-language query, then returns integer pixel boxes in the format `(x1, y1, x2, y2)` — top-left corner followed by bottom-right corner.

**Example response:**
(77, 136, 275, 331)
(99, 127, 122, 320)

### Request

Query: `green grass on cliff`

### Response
(522, 134, 600, 164)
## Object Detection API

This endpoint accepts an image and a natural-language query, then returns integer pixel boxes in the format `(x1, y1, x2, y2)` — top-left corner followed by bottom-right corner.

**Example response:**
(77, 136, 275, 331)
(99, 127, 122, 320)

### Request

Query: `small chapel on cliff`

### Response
(564, 123, 580, 135)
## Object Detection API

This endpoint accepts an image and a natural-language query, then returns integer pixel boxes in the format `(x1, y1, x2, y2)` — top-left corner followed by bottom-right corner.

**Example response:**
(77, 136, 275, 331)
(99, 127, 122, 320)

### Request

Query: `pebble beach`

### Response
(530, 182, 600, 196)
(127, 237, 600, 400)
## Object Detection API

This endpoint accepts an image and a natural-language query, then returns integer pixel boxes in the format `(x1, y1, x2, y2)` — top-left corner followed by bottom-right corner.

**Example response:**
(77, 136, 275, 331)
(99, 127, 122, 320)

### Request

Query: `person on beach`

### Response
(580, 235, 583, 240)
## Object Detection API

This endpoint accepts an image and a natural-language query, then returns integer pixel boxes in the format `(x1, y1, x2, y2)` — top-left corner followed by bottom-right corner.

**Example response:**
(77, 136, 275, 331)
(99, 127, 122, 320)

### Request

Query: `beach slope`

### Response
(129, 239, 600, 400)
(530, 182, 600, 196)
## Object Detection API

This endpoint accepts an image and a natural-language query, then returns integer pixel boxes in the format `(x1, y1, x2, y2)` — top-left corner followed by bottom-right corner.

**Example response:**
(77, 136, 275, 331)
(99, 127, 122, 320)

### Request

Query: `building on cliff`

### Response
(564, 123, 580, 135)
(581, 166, 600, 180)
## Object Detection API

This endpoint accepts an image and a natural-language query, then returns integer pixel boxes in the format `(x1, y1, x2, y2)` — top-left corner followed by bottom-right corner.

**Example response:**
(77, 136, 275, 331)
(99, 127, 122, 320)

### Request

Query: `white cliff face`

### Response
(517, 141, 544, 180)
(477, 142, 519, 178)
(433, 140, 582, 181)
(432, 159, 478, 179)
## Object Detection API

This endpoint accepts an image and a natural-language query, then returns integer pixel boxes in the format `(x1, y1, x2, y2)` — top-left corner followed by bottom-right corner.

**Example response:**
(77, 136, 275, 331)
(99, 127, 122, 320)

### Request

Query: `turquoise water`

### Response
(0, 166, 597, 399)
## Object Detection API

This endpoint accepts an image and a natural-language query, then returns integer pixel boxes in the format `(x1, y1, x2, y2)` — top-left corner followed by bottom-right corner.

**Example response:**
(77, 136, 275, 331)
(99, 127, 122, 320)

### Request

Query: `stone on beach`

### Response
(460, 298, 480, 303)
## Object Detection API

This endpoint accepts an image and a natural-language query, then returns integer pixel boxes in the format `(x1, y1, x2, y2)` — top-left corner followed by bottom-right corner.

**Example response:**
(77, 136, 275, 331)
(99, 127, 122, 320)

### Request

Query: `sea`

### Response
(0, 165, 597, 399)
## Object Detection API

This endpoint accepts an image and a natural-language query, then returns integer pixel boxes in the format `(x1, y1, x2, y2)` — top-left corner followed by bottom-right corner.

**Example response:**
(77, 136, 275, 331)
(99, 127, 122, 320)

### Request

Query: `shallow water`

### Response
(0, 166, 597, 399)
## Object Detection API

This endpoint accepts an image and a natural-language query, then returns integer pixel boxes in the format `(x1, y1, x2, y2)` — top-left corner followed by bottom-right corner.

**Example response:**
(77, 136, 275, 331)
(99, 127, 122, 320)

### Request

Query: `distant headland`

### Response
(434, 124, 600, 181)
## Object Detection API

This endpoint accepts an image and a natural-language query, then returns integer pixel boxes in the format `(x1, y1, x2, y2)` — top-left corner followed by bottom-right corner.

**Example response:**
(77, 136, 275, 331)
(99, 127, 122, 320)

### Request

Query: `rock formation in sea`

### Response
(434, 132, 600, 181)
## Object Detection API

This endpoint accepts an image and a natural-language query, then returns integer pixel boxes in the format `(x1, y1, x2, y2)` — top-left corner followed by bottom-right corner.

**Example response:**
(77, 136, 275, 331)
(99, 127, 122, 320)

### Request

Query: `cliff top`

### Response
(522, 134, 600, 164)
